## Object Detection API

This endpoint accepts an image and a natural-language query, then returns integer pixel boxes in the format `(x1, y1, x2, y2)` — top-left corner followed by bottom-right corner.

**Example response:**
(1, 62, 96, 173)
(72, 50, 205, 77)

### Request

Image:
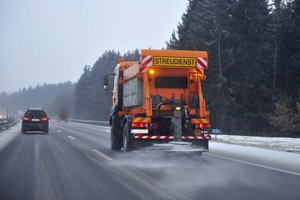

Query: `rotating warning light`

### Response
(149, 69, 155, 75)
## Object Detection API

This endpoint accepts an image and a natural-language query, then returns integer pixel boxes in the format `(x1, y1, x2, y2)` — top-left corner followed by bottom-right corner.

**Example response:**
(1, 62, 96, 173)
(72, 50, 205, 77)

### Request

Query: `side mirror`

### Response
(103, 75, 109, 91)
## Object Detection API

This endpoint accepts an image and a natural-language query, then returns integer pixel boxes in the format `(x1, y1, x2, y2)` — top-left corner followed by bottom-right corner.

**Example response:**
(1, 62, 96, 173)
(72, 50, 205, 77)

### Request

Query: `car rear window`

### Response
(25, 110, 47, 118)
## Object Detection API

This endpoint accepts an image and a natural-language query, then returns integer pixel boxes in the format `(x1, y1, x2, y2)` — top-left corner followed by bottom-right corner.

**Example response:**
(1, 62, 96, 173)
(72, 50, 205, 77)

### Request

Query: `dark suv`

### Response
(22, 108, 49, 134)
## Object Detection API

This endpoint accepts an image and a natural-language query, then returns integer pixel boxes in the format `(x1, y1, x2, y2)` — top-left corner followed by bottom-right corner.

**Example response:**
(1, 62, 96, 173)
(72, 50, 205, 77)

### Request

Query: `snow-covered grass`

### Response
(212, 134, 300, 154)
(0, 123, 20, 151)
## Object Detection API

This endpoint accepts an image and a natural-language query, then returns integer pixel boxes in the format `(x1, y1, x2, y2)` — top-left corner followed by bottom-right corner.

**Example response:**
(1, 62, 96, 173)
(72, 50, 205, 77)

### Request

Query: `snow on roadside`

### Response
(212, 134, 300, 154)
(0, 122, 20, 152)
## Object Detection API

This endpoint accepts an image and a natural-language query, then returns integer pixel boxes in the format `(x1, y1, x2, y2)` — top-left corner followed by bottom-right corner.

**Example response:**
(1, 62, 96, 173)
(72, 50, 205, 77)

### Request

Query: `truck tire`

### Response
(122, 122, 133, 152)
(110, 123, 122, 150)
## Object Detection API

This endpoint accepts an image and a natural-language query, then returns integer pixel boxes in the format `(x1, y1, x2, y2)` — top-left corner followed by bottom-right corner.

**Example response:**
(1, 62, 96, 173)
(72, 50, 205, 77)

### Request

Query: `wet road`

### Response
(0, 121, 299, 200)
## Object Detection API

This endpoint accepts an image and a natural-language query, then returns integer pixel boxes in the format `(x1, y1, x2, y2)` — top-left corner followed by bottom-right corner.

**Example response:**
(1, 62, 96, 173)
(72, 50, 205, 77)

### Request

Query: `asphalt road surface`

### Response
(0, 121, 300, 200)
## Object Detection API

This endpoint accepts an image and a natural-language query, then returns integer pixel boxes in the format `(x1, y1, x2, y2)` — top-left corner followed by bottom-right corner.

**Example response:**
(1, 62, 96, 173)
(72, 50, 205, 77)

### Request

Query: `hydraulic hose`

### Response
(156, 100, 174, 118)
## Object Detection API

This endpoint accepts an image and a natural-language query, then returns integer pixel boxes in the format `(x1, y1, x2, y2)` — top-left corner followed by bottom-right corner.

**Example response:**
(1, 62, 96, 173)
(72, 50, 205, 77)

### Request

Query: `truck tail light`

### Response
(195, 123, 210, 129)
(151, 123, 159, 130)
(131, 122, 147, 128)
(195, 124, 203, 129)
(204, 123, 211, 128)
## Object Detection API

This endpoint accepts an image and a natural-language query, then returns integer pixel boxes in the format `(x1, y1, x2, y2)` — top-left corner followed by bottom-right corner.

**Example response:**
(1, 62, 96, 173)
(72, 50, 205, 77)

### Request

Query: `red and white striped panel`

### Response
(140, 55, 153, 72)
(182, 136, 209, 140)
(135, 135, 174, 140)
(134, 135, 210, 140)
(142, 55, 153, 66)
(196, 57, 208, 74)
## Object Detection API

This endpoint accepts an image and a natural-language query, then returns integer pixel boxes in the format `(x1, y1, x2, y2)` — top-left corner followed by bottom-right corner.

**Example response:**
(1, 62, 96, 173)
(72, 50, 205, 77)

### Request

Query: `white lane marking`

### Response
(209, 153, 300, 177)
(57, 130, 61, 133)
(68, 136, 76, 140)
(92, 149, 113, 161)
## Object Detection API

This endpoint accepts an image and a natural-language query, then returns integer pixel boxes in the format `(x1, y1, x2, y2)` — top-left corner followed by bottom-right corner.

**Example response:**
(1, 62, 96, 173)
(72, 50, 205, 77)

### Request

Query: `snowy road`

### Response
(0, 122, 300, 200)
(210, 142, 300, 176)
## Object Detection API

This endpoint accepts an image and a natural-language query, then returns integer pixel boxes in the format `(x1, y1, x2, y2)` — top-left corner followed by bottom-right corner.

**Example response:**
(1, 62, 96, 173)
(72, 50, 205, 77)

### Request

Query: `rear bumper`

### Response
(133, 135, 211, 140)
(133, 135, 210, 151)
(22, 123, 48, 131)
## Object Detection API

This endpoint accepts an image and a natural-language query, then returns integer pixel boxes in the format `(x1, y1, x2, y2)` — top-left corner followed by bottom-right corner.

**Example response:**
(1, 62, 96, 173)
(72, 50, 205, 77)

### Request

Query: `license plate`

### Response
(31, 119, 40, 122)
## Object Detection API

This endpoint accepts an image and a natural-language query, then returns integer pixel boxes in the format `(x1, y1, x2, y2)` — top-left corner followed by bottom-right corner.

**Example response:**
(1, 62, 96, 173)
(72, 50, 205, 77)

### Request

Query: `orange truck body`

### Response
(108, 49, 211, 152)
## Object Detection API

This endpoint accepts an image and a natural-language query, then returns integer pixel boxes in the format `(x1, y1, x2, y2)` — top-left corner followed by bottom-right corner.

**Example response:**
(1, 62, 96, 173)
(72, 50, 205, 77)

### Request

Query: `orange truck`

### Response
(104, 49, 211, 152)
(56, 109, 68, 122)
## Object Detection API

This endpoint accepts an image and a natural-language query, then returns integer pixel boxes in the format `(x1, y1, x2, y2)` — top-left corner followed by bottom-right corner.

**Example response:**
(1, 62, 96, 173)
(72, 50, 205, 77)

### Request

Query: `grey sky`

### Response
(0, 0, 188, 93)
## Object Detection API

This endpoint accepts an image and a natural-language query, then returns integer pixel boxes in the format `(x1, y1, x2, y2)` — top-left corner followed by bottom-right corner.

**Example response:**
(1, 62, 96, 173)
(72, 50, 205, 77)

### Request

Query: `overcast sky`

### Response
(0, 0, 188, 93)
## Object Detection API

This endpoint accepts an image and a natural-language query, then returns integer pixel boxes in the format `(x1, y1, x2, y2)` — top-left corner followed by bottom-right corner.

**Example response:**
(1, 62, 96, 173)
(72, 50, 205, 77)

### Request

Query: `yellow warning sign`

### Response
(153, 57, 196, 67)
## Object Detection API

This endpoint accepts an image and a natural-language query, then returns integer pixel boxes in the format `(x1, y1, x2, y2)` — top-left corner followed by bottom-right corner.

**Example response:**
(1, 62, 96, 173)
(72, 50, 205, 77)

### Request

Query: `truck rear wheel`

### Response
(122, 122, 133, 152)
(110, 123, 122, 150)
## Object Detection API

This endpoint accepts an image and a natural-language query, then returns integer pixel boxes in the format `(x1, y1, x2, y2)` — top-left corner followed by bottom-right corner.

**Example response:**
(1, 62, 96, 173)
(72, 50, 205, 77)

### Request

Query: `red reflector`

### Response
(40, 117, 48, 121)
(131, 122, 147, 128)
(151, 123, 159, 130)
(205, 123, 211, 128)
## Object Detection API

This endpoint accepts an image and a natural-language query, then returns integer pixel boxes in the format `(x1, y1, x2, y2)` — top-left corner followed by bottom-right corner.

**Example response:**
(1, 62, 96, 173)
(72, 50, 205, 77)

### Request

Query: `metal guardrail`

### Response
(0, 119, 6, 131)
(67, 118, 109, 127)
(0, 119, 7, 124)
(0, 118, 19, 132)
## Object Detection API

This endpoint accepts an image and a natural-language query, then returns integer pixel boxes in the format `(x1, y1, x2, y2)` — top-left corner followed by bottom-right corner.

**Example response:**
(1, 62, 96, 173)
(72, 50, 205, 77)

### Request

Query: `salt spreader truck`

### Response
(103, 49, 211, 152)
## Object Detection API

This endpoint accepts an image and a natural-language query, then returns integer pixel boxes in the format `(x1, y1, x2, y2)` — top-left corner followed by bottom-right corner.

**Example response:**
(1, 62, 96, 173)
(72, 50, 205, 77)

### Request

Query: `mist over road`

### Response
(0, 122, 299, 200)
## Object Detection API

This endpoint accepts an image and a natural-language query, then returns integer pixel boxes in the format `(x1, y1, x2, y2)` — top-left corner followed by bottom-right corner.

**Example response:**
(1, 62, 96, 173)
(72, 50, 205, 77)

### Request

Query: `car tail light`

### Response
(131, 122, 147, 128)
(40, 117, 48, 121)
(23, 117, 31, 121)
